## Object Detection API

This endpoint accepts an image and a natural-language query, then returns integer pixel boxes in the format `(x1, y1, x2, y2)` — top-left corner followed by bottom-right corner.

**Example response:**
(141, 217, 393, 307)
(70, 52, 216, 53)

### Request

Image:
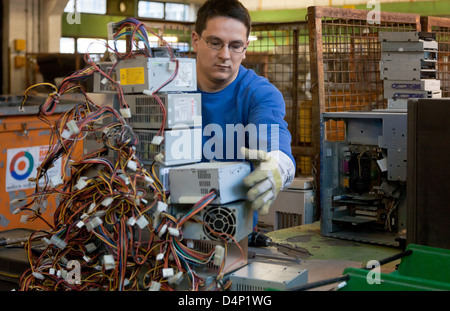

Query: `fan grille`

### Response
(203, 206, 237, 241)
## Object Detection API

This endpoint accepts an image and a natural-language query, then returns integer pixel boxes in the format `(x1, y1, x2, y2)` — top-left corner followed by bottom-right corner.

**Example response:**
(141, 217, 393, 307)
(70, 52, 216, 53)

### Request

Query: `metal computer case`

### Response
(320, 111, 407, 246)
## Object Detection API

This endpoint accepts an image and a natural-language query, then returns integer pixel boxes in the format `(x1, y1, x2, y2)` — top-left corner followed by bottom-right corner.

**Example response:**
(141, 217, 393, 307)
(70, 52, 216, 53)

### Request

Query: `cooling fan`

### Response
(202, 205, 237, 241)
(171, 200, 253, 243)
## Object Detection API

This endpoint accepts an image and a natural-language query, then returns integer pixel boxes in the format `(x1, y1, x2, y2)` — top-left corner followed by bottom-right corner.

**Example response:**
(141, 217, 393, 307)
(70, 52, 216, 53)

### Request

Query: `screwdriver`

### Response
(248, 231, 310, 258)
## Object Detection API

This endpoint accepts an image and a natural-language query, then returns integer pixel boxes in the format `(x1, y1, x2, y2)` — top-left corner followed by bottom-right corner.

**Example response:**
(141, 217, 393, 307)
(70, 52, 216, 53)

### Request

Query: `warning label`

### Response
(120, 67, 145, 85)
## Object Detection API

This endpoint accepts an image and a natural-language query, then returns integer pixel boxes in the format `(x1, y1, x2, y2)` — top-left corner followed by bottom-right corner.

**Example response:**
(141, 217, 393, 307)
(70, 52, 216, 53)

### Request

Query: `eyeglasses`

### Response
(200, 36, 247, 53)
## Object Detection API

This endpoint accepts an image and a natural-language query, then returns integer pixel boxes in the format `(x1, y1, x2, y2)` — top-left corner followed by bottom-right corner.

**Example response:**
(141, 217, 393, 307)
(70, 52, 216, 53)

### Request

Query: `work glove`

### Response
(241, 147, 282, 215)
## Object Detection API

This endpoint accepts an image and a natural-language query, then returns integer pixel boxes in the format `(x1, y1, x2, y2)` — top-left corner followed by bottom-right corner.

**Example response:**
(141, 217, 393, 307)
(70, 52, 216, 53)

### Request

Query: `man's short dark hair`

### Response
(195, 0, 252, 38)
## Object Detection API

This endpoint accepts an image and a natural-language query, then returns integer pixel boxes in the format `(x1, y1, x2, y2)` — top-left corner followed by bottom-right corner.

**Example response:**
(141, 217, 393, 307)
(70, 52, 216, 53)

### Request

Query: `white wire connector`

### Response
(149, 281, 161, 291)
(213, 245, 225, 266)
(12, 207, 22, 215)
(155, 153, 164, 163)
(168, 271, 184, 285)
(57, 269, 68, 279)
(74, 177, 88, 190)
(168, 227, 180, 237)
(151, 136, 164, 145)
(158, 224, 168, 237)
(144, 175, 154, 185)
(94, 210, 107, 218)
(127, 160, 137, 171)
(107, 22, 116, 40)
(32, 272, 45, 280)
(162, 268, 174, 278)
(61, 129, 71, 140)
(120, 108, 131, 118)
(66, 119, 80, 135)
(127, 217, 137, 226)
(20, 215, 29, 224)
(86, 217, 103, 232)
(156, 253, 165, 261)
(143, 89, 153, 96)
(50, 175, 63, 188)
(85, 243, 97, 253)
(88, 203, 96, 213)
(101, 197, 114, 207)
(119, 173, 130, 185)
(168, 61, 177, 71)
(103, 254, 115, 270)
(157, 201, 168, 213)
(50, 235, 67, 250)
(10, 198, 22, 206)
(186, 240, 194, 249)
(136, 215, 149, 229)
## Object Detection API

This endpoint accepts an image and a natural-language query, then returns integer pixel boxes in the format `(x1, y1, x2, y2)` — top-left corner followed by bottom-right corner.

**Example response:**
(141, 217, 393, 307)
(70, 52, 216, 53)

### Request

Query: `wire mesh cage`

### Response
(422, 16, 450, 98)
(243, 22, 313, 175)
(309, 8, 421, 144)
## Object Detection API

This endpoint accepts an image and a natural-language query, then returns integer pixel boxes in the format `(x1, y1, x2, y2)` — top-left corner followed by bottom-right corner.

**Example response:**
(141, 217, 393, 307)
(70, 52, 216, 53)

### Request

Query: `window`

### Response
(64, 0, 107, 14)
(165, 3, 188, 21)
(138, 1, 191, 21)
(138, 1, 164, 19)
(77, 38, 107, 54)
(60, 37, 75, 54)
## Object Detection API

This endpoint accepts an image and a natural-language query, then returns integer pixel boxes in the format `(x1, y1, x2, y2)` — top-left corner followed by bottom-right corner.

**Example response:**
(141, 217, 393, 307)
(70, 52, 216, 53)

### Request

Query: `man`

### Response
(192, 0, 295, 219)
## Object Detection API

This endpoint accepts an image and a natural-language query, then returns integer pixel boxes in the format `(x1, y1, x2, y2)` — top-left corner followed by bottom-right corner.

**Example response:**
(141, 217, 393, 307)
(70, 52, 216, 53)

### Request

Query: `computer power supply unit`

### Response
(171, 201, 253, 242)
(116, 57, 197, 94)
(168, 161, 251, 204)
(91, 62, 118, 93)
(229, 262, 308, 291)
(124, 92, 202, 129)
(134, 127, 202, 166)
(320, 111, 407, 247)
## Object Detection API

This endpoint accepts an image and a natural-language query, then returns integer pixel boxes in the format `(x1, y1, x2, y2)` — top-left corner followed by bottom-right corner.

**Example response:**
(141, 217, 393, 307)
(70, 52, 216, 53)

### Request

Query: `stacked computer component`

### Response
(108, 29, 253, 286)
(379, 31, 441, 109)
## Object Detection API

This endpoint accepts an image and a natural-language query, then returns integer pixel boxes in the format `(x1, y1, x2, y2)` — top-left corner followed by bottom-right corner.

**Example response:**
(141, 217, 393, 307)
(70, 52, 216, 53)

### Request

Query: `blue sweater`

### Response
(199, 65, 295, 167)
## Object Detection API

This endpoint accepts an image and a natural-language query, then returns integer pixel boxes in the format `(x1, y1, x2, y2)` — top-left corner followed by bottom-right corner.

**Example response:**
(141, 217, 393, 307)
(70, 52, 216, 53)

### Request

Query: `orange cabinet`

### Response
(0, 105, 82, 231)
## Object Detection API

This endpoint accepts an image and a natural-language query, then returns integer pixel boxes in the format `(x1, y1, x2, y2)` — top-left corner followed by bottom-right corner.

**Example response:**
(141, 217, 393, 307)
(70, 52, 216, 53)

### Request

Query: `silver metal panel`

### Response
(347, 118, 382, 145)
(380, 68, 436, 80)
(383, 79, 441, 91)
(384, 88, 441, 100)
(381, 40, 438, 52)
(116, 57, 197, 94)
(229, 262, 308, 291)
(169, 162, 251, 204)
(125, 93, 202, 129)
(379, 60, 422, 71)
(135, 127, 202, 166)
(379, 31, 421, 42)
(387, 148, 407, 181)
(381, 51, 437, 62)
(92, 62, 117, 93)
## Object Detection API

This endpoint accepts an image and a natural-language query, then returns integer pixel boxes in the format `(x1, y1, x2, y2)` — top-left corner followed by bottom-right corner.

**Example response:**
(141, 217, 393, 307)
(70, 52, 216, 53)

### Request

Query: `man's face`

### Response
(192, 16, 249, 92)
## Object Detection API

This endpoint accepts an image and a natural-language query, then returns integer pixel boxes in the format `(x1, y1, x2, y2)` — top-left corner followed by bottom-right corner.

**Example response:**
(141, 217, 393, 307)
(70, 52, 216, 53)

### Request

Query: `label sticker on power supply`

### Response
(173, 97, 198, 123)
(120, 67, 145, 85)
(6, 145, 62, 191)
(174, 62, 194, 87)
